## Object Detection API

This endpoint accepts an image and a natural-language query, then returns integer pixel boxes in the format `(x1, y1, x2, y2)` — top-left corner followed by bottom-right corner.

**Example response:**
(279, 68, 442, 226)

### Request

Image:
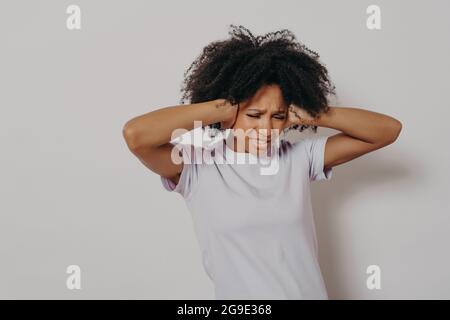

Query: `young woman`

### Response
(122, 25, 402, 299)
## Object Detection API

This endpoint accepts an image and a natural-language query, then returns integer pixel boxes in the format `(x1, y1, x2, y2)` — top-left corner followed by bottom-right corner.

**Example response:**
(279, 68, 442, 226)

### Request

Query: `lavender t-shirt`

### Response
(160, 135, 332, 299)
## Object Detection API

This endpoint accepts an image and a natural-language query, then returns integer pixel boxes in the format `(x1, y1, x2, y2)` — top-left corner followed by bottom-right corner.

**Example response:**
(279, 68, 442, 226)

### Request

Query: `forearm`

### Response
(122, 99, 226, 150)
(312, 106, 402, 144)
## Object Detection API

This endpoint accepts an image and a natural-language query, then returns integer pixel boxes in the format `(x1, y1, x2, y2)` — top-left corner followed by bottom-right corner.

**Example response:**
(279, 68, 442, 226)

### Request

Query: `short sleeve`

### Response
(160, 143, 202, 199)
(303, 135, 333, 182)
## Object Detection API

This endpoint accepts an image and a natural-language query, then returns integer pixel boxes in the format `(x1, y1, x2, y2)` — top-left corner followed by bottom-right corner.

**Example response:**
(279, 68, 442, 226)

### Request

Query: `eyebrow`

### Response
(247, 108, 286, 113)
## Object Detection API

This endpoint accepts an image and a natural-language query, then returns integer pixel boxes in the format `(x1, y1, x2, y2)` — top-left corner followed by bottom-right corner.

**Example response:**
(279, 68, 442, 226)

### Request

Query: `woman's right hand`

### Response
(215, 99, 240, 130)
(123, 98, 239, 187)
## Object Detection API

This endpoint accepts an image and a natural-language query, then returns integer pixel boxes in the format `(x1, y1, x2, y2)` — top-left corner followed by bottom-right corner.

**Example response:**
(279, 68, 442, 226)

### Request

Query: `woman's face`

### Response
(228, 84, 289, 155)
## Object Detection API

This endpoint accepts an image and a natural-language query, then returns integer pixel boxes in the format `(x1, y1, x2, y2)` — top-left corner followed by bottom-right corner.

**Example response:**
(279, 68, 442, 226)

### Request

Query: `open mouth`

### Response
(248, 138, 272, 150)
(249, 136, 271, 142)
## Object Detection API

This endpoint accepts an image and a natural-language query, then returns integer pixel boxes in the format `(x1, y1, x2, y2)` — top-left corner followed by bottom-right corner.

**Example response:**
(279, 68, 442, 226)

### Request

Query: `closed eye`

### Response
(247, 114, 286, 119)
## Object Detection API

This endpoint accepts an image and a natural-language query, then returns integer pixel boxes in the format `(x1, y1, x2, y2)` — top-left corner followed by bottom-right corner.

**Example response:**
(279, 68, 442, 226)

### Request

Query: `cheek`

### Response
(231, 115, 253, 145)
(233, 114, 253, 130)
(274, 120, 287, 131)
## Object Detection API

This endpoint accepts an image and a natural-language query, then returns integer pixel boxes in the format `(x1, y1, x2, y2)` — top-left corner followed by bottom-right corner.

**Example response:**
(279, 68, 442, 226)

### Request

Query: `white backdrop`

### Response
(1, 0, 449, 299)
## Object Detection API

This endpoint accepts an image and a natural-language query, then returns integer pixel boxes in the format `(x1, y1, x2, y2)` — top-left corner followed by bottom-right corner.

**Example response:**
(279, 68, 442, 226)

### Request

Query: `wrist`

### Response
(312, 107, 334, 128)
(287, 104, 316, 127)
(213, 98, 238, 121)
(201, 99, 233, 126)
(287, 104, 332, 128)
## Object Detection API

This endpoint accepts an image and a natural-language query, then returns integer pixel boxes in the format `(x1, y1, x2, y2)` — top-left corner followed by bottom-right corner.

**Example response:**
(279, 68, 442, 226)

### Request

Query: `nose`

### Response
(255, 118, 273, 140)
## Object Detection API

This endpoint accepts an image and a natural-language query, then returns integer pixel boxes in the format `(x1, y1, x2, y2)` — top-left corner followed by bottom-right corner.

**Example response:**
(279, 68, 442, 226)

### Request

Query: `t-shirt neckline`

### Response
(223, 137, 276, 164)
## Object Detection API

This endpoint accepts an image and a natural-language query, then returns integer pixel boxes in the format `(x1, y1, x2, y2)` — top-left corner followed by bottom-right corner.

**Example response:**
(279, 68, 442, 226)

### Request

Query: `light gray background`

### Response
(1, 0, 449, 299)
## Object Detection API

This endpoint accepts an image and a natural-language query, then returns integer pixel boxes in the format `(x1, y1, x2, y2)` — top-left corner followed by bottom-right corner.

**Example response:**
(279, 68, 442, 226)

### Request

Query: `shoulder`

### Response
(292, 135, 333, 181)
(169, 142, 208, 165)
(283, 135, 330, 164)
(289, 135, 329, 153)
(278, 138, 307, 158)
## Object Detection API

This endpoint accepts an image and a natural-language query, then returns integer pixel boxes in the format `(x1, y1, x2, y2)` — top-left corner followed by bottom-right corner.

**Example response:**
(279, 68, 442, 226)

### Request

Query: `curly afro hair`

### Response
(179, 24, 336, 134)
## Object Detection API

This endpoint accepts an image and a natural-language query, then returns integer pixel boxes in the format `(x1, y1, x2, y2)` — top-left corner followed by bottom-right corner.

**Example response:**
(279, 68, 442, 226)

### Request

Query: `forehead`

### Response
(241, 84, 287, 111)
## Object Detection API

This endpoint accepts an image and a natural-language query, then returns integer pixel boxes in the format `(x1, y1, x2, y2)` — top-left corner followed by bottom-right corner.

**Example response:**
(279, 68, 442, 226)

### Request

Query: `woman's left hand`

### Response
(284, 103, 317, 130)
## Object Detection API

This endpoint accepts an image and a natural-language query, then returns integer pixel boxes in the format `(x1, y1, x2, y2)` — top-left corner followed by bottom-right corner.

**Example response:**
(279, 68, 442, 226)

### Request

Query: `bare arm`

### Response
(122, 99, 238, 184)
(287, 105, 403, 170)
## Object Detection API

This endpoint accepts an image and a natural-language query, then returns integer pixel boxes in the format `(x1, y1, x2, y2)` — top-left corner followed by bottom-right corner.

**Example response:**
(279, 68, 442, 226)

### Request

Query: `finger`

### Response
(230, 104, 240, 129)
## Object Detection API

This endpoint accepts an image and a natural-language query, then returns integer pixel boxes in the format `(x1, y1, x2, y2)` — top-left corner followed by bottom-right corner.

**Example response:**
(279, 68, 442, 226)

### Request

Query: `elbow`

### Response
(122, 120, 142, 151)
(385, 119, 403, 144)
